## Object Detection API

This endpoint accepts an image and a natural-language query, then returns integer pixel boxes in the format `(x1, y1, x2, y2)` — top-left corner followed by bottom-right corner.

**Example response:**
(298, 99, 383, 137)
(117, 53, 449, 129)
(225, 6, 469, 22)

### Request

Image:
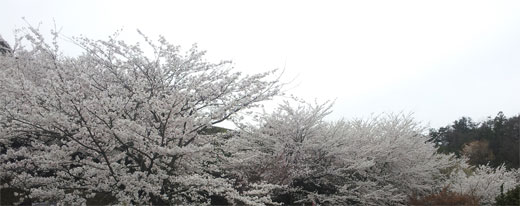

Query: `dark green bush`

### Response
(495, 185, 520, 206)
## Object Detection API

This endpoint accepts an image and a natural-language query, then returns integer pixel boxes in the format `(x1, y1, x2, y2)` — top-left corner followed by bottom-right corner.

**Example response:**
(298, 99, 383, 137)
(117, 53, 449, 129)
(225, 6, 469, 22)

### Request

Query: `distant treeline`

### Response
(429, 112, 520, 169)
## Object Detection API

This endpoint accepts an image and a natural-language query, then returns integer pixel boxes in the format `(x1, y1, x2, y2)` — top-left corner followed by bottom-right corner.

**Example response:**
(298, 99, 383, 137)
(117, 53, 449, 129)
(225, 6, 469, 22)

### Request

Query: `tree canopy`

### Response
(0, 29, 518, 205)
(429, 112, 520, 169)
(0, 29, 281, 205)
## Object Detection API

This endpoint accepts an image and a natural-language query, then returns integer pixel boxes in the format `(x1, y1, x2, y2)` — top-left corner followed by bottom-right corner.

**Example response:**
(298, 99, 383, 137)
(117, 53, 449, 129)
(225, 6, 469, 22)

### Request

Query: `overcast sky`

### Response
(2, 0, 520, 128)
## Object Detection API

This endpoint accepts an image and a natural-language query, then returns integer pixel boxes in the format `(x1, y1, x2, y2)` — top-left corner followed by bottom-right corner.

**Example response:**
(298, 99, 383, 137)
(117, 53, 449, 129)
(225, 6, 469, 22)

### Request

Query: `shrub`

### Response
(408, 186, 480, 205)
(495, 185, 520, 206)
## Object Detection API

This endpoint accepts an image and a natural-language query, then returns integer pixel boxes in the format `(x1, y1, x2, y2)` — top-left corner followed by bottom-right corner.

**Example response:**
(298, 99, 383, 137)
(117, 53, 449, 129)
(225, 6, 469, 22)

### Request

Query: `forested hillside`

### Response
(429, 112, 519, 169)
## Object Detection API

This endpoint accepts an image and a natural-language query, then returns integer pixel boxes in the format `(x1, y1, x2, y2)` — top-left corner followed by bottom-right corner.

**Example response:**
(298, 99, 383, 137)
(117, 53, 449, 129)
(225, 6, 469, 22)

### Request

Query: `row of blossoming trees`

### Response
(0, 29, 518, 205)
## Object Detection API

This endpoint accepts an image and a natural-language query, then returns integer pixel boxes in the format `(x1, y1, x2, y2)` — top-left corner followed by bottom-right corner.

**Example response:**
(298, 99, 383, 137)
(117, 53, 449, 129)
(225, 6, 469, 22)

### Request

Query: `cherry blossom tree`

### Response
(0, 28, 281, 205)
(225, 100, 519, 205)
(224, 101, 463, 205)
(447, 164, 519, 205)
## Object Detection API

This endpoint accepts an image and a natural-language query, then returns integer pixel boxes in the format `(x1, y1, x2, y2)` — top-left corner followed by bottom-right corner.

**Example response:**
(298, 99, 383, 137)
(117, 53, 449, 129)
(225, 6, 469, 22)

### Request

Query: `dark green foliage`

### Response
(495, 185, 520, 206)
(268, 178, 338, 206)
(429, 117, 481, 156)
(209, 195, 230, 205)
(0, 187, 31, 206)
(200, 126, 230, 135)
(270, 187, 316, 206)
(85, 192, 117, 205)
(429, 112, 519, 168)
(0, 35, 12, 55)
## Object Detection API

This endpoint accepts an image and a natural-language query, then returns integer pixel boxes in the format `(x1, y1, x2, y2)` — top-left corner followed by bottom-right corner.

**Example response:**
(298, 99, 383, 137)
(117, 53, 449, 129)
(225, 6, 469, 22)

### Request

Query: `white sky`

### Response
(2, 0, 519, 128)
